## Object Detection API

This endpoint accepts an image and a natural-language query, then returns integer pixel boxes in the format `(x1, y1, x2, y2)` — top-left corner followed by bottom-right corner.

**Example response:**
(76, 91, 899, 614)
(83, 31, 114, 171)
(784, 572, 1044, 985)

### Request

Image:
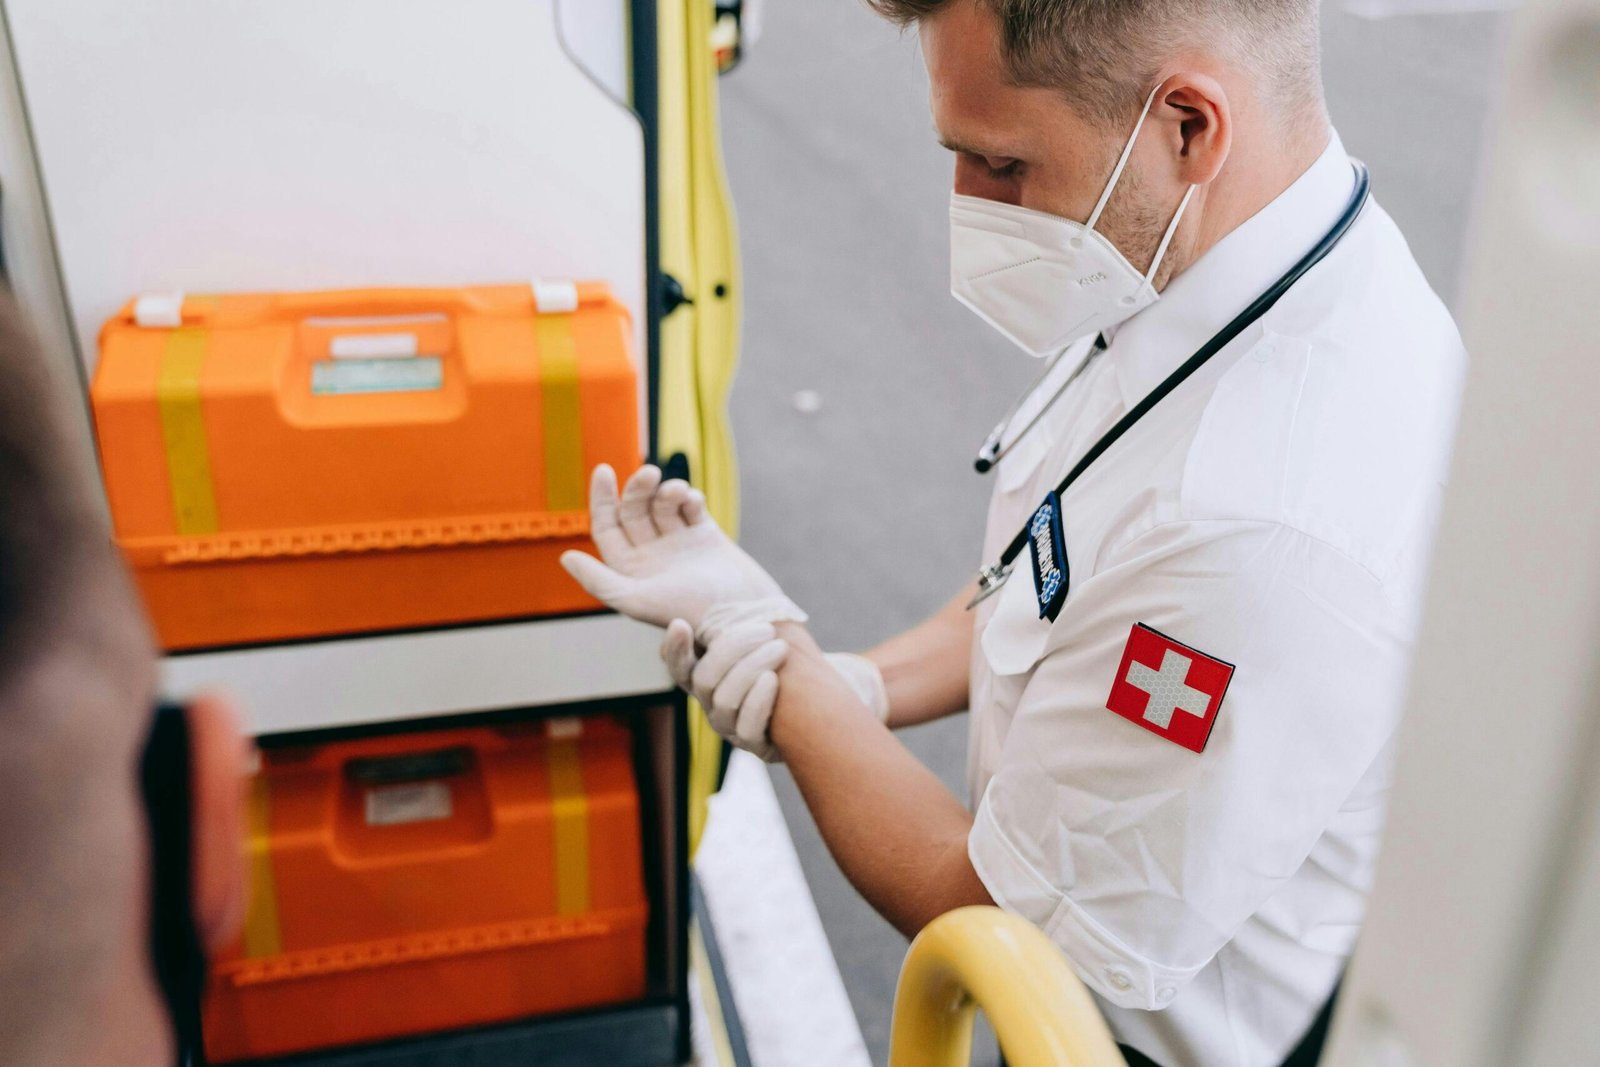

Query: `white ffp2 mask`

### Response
(949, 85, 1197, 358)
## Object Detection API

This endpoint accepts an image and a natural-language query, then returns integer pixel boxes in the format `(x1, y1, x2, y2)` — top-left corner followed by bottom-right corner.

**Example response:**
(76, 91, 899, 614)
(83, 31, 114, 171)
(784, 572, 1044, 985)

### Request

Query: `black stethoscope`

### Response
(973, 334, 1109, 474)
(967, 161, 1371, 615)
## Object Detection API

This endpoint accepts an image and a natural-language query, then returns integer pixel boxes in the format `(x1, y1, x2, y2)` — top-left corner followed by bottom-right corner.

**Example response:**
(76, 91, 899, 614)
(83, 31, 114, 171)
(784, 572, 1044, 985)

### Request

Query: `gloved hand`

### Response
(559, 464, 806, 631)
(661, 611, 890, 762)
(661, 617, 789, 760)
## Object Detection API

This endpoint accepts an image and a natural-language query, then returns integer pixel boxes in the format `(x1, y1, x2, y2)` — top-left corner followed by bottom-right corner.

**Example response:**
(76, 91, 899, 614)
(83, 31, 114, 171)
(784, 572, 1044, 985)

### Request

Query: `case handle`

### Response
(126, 281, 600, 330)
(272, 287, 506, 320)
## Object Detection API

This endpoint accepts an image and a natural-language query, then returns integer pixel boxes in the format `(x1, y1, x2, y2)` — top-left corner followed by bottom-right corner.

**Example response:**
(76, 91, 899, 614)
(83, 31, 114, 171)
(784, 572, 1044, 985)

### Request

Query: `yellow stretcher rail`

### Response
(890, 907, 1129, 1067)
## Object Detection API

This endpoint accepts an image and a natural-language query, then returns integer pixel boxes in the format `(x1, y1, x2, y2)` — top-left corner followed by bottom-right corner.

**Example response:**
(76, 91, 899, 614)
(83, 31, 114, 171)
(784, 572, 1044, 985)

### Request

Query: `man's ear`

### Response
(188, 692, 250, 955)
(1159, 75, 1231, 187)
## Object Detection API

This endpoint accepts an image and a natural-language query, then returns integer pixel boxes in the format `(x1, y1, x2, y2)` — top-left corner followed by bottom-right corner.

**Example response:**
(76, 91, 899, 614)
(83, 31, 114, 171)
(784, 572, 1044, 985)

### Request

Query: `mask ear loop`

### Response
(1085, 83, 1165, 233)
(1144, 183, 1197, 284)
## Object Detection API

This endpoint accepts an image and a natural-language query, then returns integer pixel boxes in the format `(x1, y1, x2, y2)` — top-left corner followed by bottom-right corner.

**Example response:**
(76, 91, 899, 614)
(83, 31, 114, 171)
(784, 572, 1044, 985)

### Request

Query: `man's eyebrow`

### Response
(936, 134, 1012, 159)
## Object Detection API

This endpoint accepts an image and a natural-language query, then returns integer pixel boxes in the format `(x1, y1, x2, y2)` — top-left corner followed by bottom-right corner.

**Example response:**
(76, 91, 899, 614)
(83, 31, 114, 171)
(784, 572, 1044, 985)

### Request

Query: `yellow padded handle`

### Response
(890, 907, 1128, 1067)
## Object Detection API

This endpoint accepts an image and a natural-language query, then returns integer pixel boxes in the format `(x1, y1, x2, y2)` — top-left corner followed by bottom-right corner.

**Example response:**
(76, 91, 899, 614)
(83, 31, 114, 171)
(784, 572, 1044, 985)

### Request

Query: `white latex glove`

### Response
(661, 617, 788, 760)
(661, 618, 890, 762)
(559, 464, 806, 631)
(823, 651, 892, 724)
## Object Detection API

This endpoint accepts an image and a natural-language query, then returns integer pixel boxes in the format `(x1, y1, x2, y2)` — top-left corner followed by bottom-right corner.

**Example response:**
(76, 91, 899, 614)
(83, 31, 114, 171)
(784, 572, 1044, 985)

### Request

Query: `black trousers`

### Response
(1005, 985, 1339, 1067)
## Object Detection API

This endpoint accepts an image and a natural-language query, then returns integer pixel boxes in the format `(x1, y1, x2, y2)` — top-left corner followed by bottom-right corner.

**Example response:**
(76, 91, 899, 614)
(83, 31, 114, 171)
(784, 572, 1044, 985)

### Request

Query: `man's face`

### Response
(922, 1, 1170, 264)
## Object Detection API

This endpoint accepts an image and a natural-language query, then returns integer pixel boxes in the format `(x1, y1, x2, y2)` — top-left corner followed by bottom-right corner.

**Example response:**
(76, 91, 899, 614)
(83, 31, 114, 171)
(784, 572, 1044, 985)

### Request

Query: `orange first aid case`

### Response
(204, 716, 648, 1063)
(90, 283, 639, 650)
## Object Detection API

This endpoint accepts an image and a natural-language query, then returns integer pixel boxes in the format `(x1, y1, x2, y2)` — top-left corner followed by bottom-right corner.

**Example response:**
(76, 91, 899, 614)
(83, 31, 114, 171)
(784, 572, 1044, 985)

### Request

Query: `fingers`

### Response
(681, 487, 708, 526)
(587, 464, 630, 559)
(691, 620, 776, 699)
(661, 619, 697, 690)
(560, 551, 634, 609)
(737, 672, 781, 761)
(676, 621, 787, 760)
(709, 638, 788, 728)
(618, 465, 663, 545)
(652, 479, 692, 533)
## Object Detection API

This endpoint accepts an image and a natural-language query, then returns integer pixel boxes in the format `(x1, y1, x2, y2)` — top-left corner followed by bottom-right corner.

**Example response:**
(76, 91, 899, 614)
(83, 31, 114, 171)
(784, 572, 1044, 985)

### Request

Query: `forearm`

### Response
(865, 584, 977, 729)
(772, 623, 992, 938)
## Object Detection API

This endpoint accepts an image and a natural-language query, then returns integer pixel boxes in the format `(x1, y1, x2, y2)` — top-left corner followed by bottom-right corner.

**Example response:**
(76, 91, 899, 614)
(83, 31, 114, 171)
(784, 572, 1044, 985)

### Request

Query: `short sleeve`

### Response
(968, 518, 1406, 1010)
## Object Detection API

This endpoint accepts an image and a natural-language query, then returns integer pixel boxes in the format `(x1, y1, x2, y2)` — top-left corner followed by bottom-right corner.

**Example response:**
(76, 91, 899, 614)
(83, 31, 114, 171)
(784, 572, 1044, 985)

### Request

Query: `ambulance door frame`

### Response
(634, 0, 666, 466)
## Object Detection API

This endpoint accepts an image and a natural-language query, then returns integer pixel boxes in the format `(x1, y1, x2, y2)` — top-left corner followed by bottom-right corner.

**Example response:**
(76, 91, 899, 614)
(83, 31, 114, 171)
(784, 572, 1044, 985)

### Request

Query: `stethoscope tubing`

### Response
(968, 161, 1372, 609)
(975, 336, 1108, 473)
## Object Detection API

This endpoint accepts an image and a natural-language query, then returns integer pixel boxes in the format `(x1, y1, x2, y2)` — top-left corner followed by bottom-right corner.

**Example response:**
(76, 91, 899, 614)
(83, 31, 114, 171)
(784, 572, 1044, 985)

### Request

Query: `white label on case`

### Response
(312, 356, 442, 395)
(365, 781, 453, 826)
(329, 332, 421, 359)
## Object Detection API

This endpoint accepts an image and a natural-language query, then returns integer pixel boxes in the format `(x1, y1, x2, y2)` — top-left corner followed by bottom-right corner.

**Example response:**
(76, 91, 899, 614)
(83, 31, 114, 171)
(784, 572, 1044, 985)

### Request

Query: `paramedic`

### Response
(560, 0, 1465, 1064)
(0, 296, 250, 1066)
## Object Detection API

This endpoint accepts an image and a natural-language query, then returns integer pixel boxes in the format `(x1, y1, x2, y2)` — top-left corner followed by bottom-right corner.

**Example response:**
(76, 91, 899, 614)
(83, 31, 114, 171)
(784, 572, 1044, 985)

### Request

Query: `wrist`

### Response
(699, 597, 809, 639)
(774, 620, 824, 658)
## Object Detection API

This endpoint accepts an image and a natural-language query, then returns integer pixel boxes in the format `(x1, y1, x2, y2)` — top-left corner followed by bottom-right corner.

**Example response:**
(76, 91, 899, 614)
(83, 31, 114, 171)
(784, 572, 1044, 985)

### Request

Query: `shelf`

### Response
(244, 1001, 684, 1067)
(161, 613, 673, 736)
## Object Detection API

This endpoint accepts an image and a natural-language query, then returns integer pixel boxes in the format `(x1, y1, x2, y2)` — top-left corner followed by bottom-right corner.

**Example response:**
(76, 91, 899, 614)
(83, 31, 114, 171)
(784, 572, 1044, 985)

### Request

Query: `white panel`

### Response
(0, 11, 117, 540)
(3, 0, 645, 377)
(557, 0, 632, 101)
(696, 751, 873, 1067)
(162, 614, 673, 736)
(0, 13, 83, 395)
(1518, 796, 1600, 1065)
(1322, 0, 1600, 1064)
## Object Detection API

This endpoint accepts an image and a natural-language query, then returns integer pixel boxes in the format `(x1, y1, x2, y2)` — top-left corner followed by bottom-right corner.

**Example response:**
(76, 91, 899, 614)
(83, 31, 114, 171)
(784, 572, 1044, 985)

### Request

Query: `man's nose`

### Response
(953, 156, 1023, 205)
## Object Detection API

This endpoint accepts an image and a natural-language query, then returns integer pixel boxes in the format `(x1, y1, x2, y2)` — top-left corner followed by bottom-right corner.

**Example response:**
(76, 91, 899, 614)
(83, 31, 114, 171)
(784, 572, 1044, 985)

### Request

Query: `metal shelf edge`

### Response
(161, 613, 673, 736)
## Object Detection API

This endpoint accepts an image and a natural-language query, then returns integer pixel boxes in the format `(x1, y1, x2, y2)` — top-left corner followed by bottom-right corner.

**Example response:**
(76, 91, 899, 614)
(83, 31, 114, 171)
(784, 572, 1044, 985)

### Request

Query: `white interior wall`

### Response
(558, 0, 632, 102)
(2, 0, 646, 376)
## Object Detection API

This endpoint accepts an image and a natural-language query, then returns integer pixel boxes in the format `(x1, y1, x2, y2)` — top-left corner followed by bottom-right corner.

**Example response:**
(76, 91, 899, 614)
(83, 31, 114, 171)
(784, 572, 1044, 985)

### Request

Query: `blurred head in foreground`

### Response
(0, 295, 245, 1067)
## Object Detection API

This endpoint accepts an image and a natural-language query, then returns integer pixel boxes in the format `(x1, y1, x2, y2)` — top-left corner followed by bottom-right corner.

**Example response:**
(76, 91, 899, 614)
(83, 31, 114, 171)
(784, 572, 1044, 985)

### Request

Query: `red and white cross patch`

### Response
(1105, 623, 1235, 754)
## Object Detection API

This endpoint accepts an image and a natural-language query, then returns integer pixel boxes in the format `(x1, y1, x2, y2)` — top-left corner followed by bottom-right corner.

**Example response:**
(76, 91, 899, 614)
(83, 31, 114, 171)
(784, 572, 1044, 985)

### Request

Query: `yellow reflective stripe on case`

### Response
(157, 327, 219, 535)
(535, 314, 586, 513)
(546, 737, 591, 915)
(243, 774, 283, 959)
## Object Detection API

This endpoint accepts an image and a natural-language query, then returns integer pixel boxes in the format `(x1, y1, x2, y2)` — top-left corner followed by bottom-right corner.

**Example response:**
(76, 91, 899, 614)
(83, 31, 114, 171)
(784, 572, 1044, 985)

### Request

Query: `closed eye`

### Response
(939, 135, 1027, 183)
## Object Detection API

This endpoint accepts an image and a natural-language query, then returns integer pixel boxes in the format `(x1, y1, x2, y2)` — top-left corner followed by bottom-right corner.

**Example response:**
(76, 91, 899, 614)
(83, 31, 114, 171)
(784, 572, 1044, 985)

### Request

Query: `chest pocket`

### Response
(995, 426, 1052, 494)
(995, 336, 1105, 495)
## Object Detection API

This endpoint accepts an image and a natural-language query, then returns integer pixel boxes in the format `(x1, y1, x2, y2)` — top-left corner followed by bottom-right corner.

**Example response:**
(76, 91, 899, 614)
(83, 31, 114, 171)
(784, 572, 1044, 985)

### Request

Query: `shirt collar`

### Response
(1104, 130, 1355, 404)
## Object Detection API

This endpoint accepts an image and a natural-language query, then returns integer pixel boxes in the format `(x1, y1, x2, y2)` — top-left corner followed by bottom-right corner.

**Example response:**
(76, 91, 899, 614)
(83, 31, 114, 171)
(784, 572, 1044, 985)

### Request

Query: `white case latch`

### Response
(531, 278, 579, 315)
(133, 291, 185, 328)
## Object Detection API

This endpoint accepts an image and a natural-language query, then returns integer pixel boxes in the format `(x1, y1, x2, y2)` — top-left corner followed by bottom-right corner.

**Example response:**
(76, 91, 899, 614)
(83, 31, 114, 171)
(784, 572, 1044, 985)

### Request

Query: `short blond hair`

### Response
(868, 0, 1323, 127)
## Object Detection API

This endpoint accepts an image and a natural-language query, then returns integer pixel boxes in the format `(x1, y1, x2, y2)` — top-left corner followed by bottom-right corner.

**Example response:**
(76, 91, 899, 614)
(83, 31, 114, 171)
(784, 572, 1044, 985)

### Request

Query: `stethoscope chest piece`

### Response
(1027, 491, 1070, 621)
(967, 560, 1013, 609)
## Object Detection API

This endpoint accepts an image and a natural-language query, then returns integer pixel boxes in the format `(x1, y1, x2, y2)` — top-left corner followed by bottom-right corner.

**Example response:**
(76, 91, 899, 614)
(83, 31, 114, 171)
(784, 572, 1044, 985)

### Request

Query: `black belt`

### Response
(1116, 982, 1341, 1067)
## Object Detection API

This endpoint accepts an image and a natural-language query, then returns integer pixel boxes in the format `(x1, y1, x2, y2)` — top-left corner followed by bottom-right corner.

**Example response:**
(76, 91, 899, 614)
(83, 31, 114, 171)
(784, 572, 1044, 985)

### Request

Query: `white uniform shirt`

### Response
(965, 134, 1465, 1067)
